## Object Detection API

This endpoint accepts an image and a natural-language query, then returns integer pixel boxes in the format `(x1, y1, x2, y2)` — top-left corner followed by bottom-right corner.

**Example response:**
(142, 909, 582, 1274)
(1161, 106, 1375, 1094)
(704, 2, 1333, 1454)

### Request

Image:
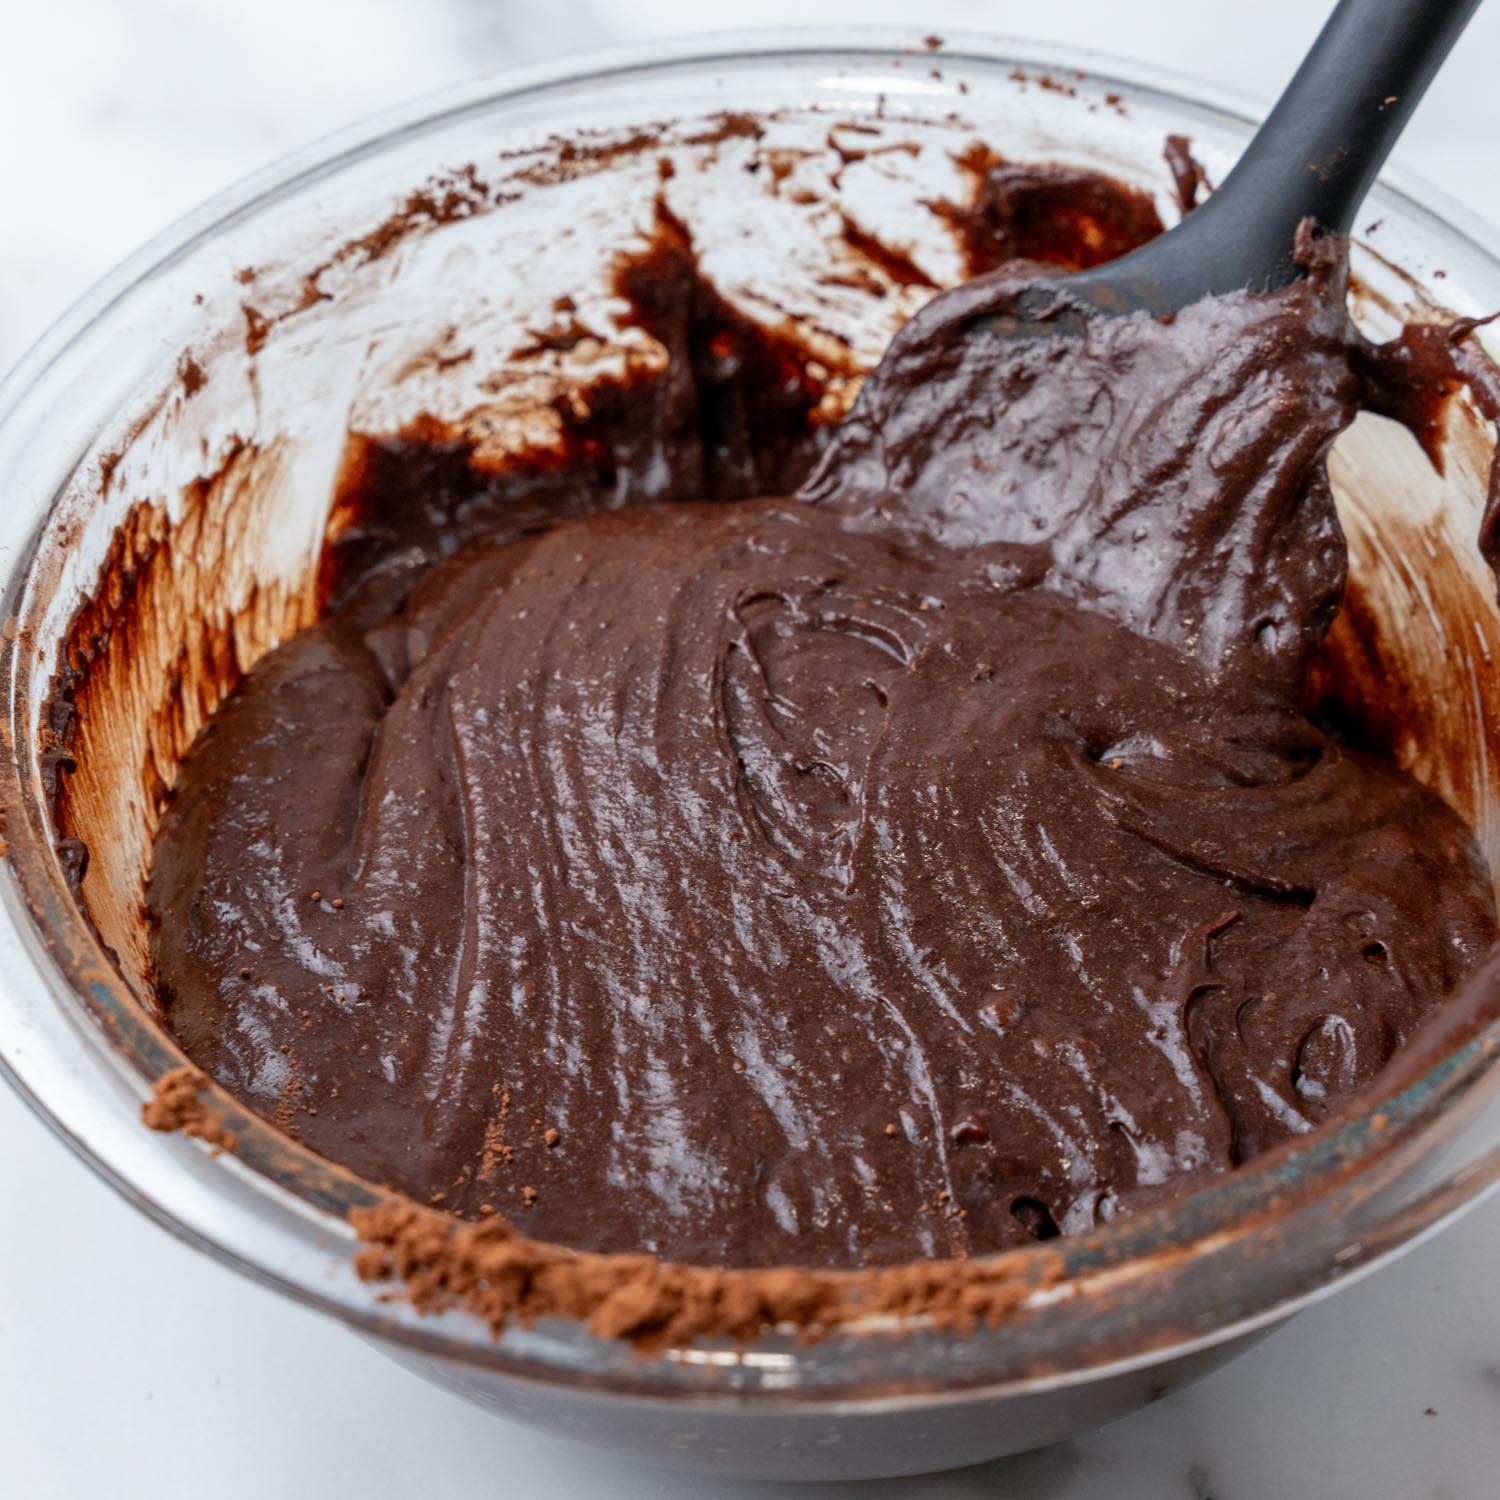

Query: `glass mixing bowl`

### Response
(3, 29, 1500, 1483)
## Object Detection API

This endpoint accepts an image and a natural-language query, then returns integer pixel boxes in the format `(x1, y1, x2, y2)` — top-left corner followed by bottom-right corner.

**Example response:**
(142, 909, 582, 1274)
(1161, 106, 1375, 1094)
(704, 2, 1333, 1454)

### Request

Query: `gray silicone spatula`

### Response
(978, 0, 1482, 336)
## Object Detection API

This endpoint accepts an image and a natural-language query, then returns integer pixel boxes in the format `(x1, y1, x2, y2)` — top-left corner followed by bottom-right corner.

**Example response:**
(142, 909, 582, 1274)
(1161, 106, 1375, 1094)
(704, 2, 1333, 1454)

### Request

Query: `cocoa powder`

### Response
(141, 1066, 237, 1153)
(348, 1199, 1059, 1351)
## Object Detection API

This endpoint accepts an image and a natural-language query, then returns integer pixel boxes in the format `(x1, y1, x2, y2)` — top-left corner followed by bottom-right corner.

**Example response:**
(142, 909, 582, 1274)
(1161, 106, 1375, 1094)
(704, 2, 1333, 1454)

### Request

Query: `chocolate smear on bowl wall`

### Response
(43, 440, 320, 990)
(923, 143, 1167, 278)
(1163, 134, 1211, 217)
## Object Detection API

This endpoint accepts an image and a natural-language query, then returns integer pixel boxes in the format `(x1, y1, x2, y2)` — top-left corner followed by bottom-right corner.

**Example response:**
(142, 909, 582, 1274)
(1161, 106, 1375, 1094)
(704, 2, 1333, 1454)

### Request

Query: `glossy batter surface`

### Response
(148, 213, 1495, 1268)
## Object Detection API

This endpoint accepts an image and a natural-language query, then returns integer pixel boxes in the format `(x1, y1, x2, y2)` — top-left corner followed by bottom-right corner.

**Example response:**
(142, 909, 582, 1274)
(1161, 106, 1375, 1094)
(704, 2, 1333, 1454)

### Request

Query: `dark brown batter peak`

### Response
(144, 173, 1494, 1273)
(803, 230, 1357, 696)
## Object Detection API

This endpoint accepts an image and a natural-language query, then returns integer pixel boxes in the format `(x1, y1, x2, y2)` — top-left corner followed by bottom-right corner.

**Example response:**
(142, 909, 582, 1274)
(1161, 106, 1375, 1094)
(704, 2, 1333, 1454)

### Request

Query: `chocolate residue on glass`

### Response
(141, 127, 1500, 1281)
(925, 145, 1167, 280)
(42, 440, 320, 988)
(1163, 133, 1210, 216)
(1354, 311, 1500, 565)
(918, 144, 1164, 283)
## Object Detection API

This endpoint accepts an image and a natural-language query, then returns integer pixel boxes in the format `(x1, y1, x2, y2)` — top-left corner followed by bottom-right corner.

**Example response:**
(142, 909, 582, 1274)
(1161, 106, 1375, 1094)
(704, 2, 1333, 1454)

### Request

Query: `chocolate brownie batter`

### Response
(147, 187, 1496, 1269)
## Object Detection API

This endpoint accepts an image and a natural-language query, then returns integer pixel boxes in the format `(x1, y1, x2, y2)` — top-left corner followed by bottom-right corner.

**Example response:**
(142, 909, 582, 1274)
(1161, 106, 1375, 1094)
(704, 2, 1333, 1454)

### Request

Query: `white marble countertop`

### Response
(4, 3, 1500, 1495)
